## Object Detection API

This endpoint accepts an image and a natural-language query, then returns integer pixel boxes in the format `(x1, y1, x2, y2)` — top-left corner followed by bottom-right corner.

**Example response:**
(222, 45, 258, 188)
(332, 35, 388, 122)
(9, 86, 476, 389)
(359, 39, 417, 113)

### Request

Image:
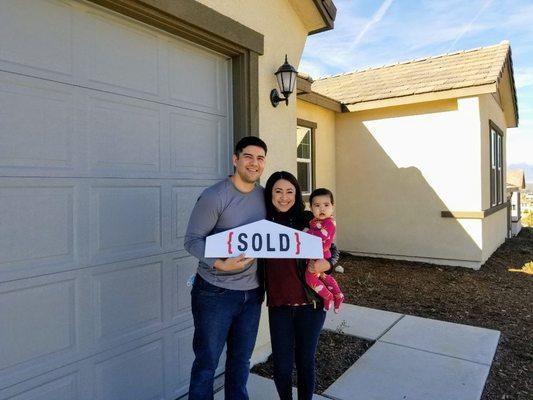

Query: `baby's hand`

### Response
(303, 227, 309, 232)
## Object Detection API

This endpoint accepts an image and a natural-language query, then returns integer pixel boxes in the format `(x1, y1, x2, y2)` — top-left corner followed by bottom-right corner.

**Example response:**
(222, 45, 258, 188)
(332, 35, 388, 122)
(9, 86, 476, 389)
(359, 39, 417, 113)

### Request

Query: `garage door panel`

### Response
(92, 261, 163, 343)
(0, 185, 75, 267)
(167, 41, 229, 115)
(0, 74, 75, 170)
(90, 185, 162, 261)
(0, 0, 74, 78)
(171, 256, 196, 324)
(1, 370, 80, 400)
(170, 110, 228, 177)
(94, 340, 164, 400)
(87, 94, 161, 173)
(0, 276, 77, 371)
(82, 10, 160, 97)
(171, 186, 206, 250)
(173, 327, 194, 398)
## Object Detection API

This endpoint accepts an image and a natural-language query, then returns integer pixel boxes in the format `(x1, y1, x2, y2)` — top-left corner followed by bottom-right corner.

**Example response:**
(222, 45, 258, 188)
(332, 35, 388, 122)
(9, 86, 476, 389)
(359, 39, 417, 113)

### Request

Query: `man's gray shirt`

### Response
(184, 177, 266, 290)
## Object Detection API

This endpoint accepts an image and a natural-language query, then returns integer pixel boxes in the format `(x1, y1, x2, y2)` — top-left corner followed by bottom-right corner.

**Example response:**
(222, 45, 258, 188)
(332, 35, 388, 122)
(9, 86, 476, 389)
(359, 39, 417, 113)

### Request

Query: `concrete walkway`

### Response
(243, 303, 500, 400)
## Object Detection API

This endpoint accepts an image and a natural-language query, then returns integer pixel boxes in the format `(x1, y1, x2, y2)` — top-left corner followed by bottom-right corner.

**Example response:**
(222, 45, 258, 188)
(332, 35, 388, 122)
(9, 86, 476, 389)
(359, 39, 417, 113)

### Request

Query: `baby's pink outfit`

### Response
(305, 217, 344, 313)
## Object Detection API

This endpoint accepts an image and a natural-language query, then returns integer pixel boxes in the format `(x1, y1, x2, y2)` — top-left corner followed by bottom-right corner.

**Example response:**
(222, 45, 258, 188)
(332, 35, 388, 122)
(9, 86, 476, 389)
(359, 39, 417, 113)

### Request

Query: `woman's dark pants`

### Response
(268, 305, 326, 400)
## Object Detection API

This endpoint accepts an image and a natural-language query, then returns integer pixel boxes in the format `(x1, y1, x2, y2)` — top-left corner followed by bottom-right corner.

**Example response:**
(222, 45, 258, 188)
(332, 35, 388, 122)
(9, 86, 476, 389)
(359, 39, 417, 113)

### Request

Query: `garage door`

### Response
(0, 0, 232, 399)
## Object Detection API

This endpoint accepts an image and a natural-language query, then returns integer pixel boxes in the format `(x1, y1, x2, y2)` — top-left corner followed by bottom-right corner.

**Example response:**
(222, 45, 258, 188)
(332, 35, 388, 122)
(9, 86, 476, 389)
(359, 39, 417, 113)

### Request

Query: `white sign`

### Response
(205, 219, 324, 259)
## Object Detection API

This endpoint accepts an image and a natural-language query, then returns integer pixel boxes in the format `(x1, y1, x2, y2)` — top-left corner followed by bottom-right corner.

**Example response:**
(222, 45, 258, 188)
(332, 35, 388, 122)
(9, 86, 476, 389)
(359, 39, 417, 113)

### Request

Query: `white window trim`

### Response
(296, 123, 314, 195)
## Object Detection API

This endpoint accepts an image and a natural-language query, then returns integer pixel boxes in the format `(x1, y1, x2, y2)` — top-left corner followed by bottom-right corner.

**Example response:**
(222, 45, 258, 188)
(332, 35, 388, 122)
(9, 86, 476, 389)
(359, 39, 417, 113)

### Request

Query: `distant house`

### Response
(507, 170, 526, 235)
(297, 41, 519, 269)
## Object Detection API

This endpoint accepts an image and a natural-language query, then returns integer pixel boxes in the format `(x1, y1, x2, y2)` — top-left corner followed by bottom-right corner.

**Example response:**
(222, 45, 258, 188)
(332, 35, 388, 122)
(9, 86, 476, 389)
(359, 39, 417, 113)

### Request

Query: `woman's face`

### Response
(271, 179, 296, 212)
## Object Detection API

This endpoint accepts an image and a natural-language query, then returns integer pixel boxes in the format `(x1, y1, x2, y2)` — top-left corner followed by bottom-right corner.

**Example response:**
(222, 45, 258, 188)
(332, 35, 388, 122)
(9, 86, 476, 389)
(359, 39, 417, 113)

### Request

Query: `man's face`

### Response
(232, 145, 266, 184)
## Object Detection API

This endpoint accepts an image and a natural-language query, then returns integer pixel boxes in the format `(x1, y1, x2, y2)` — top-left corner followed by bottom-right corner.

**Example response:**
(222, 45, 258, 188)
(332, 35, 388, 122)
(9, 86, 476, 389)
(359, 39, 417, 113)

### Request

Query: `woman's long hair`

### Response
(264, 171, 305, 219)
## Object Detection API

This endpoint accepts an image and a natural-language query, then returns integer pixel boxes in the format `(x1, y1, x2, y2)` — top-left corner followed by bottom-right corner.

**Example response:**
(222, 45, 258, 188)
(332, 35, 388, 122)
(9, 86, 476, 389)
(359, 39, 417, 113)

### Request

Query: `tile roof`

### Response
(312, 42, 511, 106)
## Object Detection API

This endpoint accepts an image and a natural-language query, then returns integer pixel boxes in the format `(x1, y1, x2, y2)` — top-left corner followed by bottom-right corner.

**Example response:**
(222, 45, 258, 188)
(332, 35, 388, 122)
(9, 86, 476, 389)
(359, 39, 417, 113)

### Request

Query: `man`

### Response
(184, 136, 268, 400)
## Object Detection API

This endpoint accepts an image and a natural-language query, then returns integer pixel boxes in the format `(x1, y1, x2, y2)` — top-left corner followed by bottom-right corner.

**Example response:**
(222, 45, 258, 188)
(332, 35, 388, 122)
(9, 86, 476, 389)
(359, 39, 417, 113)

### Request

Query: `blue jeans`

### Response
(189, 275, 263, 400)
(268, 305, 326, 400)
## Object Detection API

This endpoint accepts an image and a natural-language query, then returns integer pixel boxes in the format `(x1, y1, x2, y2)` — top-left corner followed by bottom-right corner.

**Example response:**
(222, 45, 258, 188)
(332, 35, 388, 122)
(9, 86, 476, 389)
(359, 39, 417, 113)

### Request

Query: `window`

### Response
(490, 122, 504, 207)
(297, 124, 314, 195)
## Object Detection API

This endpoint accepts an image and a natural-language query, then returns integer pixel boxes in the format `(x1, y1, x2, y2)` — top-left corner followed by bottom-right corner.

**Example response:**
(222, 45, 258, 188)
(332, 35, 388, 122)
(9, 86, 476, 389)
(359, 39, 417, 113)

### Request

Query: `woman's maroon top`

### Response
(265, 257, 308, 306)
(265, 211, 309, 307)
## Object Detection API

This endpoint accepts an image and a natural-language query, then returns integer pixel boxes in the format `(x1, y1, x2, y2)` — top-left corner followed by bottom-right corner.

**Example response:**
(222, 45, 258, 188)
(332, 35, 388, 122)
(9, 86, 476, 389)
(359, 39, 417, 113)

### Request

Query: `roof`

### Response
(310, 42, 518, 125)
(507, 170, 526, 189)
(289, 0, 336, 35)
(297, 73, 342, 112)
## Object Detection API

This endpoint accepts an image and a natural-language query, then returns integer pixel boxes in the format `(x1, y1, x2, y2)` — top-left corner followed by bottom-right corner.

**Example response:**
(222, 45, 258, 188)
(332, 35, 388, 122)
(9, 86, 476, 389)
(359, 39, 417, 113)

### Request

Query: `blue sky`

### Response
(300, 0, 533, 170)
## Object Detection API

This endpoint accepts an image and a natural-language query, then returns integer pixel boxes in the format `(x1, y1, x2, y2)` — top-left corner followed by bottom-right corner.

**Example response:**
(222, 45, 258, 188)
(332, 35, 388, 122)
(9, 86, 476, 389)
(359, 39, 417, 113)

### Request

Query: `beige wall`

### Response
(335, 97, 486, 268)
(479, 93, 509, 259)
(199, 0, 310, 180)
(197, 0, 313, 363)
(482, 209, 508, 262)
(297, 99, 337, 193)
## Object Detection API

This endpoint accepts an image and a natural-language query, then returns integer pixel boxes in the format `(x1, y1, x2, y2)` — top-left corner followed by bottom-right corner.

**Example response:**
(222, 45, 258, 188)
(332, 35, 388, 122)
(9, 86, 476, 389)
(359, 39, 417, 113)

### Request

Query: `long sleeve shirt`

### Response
(183, 177, 266, 290)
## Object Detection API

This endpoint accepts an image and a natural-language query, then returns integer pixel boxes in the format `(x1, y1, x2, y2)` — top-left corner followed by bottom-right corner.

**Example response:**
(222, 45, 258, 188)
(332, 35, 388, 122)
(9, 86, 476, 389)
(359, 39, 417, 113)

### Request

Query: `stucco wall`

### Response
(199, 0, 309, 179)
(479, 93, 508, 261)
(482, 209, 508, 263)
(297, 99, 337, 193)
(335, 98, 485, 268)
(197, 0, 312, 363)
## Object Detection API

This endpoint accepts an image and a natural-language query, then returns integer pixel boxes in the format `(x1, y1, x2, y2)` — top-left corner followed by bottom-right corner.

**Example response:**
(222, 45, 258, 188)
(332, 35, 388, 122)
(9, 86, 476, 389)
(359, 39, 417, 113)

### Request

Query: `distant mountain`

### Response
(509, 163, 533, 183)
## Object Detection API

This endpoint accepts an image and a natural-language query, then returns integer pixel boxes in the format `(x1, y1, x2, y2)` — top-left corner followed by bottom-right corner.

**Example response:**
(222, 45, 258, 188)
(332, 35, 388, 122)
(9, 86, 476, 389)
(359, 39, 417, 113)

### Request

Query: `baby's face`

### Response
(311, 195, 334, 220)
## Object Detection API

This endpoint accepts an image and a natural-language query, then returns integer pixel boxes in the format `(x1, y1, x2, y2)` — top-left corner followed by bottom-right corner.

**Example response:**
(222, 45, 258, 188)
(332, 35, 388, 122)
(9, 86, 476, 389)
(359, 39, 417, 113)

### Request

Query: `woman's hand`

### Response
(308, 259, 331, 274)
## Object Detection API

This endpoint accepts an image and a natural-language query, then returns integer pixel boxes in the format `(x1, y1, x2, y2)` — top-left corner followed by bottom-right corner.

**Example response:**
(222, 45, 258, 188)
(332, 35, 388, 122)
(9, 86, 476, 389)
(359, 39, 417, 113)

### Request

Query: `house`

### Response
(0, 0, 336, 398)
(296, 41, 519, 270)
(507, 170, 526, 236)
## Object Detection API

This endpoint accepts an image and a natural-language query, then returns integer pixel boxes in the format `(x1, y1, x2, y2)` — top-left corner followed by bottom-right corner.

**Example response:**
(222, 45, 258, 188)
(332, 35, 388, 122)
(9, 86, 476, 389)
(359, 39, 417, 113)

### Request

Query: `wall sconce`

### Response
(270, 55, 298, 107)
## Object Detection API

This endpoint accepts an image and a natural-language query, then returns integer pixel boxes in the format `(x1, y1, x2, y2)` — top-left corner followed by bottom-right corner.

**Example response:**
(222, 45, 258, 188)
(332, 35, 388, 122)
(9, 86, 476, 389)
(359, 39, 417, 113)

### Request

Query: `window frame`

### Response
(296, 118, 317, 196)
(489, 121, 505, 207)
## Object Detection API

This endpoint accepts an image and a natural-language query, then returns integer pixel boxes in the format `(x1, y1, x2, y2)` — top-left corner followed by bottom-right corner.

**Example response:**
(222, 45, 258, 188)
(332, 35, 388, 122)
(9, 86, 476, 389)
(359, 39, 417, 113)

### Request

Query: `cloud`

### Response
(445, 0, 494, 52)
(515, 68, 533, 89)
(300, 0, 499, 77)
(348, 0, 396, 52)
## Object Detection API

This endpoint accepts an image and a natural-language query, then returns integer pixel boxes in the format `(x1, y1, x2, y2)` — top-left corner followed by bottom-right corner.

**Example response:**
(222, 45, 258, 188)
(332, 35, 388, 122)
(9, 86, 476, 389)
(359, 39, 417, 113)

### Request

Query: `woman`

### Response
(262, 171, 339, 400)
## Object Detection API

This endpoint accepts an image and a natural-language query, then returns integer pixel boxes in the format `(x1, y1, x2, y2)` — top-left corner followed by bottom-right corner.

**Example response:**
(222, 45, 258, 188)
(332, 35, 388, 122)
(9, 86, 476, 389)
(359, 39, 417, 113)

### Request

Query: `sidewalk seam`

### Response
(374, 313, 406, 341)
(377, 340, 493, 366)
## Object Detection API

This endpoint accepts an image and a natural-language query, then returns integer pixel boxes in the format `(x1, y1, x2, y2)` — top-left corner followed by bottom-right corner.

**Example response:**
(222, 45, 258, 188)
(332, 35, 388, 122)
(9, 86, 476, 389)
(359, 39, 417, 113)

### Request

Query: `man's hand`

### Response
(214, 254, 255, 272)
(308, 259, 331, 274)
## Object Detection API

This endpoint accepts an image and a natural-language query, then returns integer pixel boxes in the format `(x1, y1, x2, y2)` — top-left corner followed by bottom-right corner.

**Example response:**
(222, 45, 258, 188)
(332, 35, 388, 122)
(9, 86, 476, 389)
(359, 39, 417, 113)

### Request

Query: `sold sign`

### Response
(205, 219, 324, 259)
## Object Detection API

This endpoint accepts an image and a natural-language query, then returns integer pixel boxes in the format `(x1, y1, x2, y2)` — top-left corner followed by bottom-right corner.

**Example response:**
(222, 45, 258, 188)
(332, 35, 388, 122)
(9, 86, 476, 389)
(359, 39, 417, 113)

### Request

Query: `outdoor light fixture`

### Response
(270, 55, 298, 107)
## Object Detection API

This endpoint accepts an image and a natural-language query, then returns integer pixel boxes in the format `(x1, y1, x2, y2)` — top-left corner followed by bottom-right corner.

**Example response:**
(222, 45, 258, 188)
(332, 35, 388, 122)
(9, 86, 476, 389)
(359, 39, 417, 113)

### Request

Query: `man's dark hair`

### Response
(234, 136, 268, 157)
(309, 188, 334, 205)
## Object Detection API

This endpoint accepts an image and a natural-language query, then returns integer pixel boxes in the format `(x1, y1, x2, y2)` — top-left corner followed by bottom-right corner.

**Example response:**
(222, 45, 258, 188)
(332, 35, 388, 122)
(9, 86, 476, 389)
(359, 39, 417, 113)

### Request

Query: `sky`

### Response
(300, 0, 533, 173)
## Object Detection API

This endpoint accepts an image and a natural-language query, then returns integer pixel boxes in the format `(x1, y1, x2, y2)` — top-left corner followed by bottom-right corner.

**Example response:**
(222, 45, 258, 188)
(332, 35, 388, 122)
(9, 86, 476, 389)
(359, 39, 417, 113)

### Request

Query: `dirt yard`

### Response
(253, 228, 532, 399)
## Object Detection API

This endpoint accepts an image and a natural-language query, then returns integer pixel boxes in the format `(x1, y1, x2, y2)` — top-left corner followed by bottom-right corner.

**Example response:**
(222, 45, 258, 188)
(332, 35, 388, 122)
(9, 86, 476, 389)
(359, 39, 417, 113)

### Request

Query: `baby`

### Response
(305, 188, 344, 313)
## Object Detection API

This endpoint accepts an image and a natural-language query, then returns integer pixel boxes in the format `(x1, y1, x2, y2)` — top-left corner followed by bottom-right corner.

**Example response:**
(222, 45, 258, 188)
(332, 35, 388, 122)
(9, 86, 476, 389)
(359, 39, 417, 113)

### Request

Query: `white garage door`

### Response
(0, 0, 232, 399)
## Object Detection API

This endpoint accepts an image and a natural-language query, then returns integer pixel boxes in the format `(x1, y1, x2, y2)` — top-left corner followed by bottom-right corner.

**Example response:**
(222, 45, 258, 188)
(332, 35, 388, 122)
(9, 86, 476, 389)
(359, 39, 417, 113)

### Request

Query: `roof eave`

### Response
(343, 84, 498, 112)
(297, 91, 343, 112)
(497, 50, 519, 128)
(309, 0, 336, 35)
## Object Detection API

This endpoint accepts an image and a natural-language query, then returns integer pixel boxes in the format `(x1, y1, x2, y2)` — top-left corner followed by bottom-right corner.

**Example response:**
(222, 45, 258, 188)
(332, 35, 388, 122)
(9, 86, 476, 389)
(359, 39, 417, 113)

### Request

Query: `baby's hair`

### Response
(309, 188, 334, 205)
